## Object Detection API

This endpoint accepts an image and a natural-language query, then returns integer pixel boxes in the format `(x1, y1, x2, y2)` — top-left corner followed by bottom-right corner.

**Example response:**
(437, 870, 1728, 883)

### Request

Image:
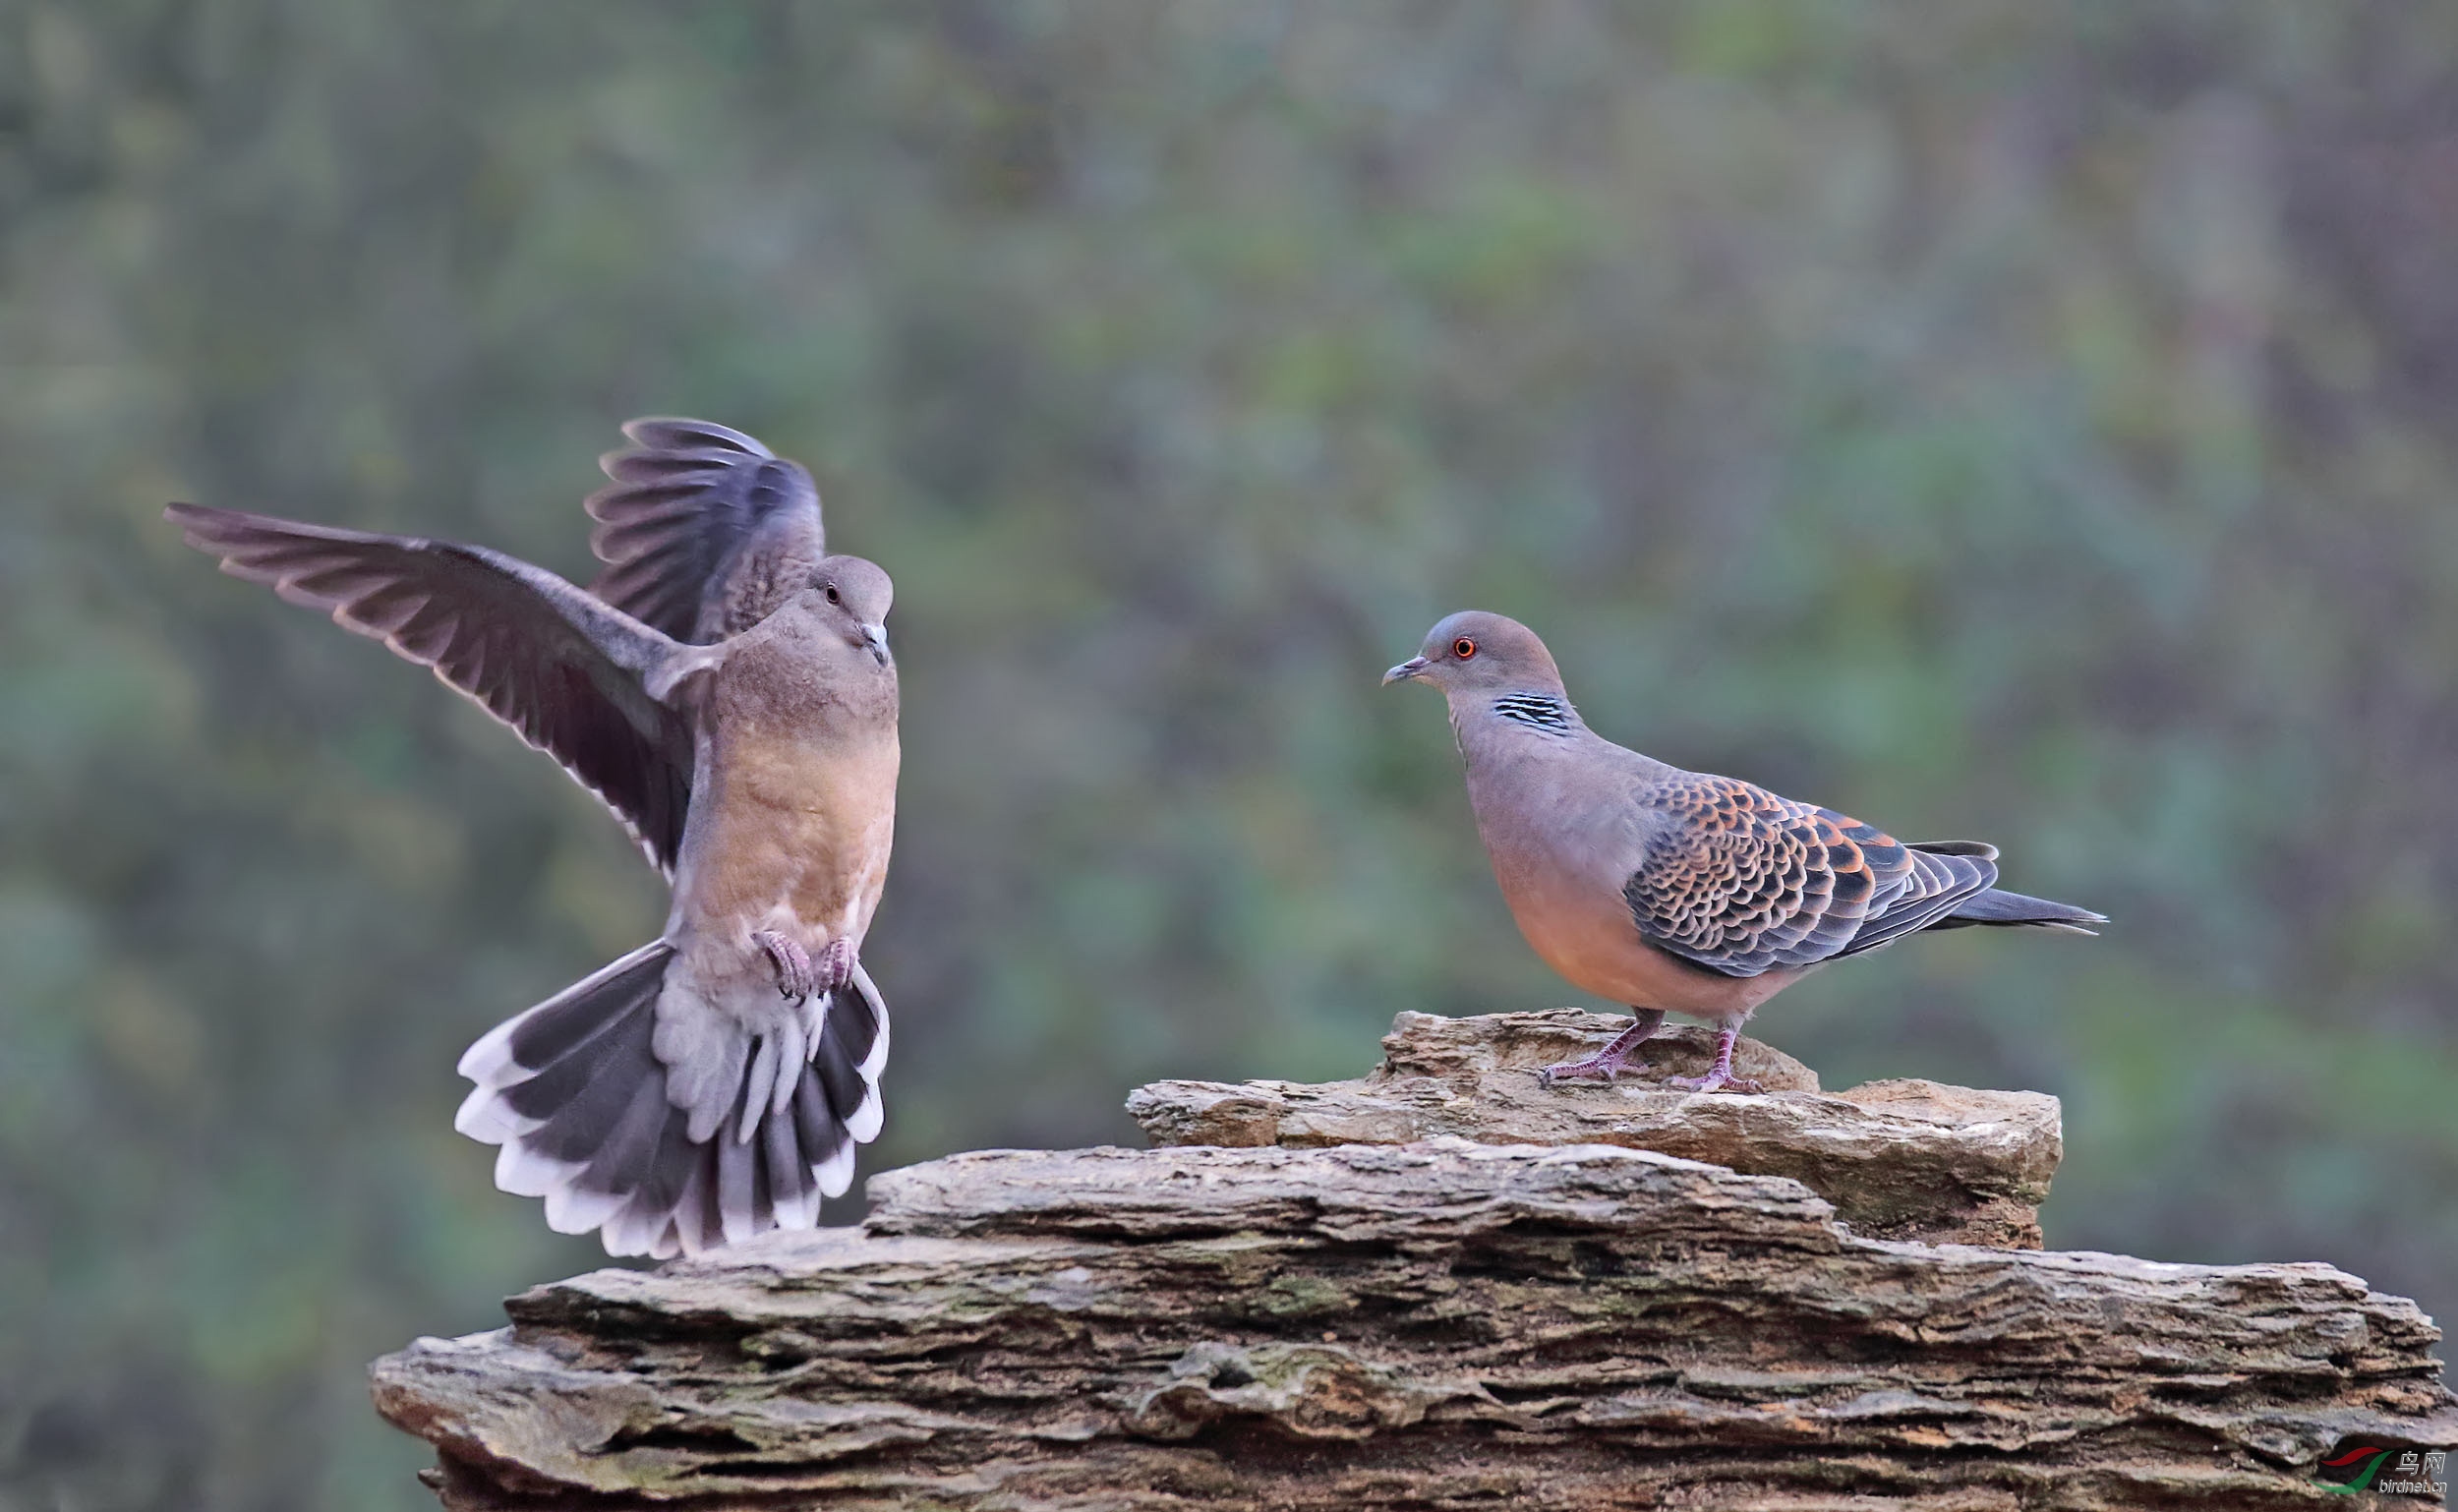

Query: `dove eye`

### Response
(824, 585, 842, 605)
(1452, 637, 1478, 660)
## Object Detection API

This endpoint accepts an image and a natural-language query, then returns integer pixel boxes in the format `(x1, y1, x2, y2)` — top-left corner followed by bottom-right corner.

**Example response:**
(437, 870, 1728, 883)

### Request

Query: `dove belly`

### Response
(1478, 809, 1801, 1019)
(1492, 866, 1792, 1016)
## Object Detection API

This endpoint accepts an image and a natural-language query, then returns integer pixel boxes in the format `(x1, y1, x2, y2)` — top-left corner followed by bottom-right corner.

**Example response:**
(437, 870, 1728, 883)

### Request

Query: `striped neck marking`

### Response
(1492, 692, 1575, 733)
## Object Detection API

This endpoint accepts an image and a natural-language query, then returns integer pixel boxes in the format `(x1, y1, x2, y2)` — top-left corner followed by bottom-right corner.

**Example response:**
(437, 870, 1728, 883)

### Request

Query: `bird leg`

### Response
(1540, 1009, 1667, 1086)
(754, 930, 817, 1000)
(1664, 1023, 1764, 1095)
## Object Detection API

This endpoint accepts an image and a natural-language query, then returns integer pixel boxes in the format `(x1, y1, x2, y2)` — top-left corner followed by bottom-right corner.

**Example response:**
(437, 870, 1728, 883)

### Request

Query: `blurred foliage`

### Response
(3, 2, 2456, 1506)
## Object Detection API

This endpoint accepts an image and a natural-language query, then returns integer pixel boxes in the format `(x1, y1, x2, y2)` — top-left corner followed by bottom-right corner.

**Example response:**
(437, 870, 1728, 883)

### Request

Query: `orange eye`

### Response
(1452, 637, 1478, 660)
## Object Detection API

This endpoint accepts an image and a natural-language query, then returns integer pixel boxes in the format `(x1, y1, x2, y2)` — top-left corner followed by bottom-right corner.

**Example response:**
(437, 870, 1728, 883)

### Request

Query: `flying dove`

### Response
(1385, 611, 2102, 1094)
(166, 418, 896, 1255)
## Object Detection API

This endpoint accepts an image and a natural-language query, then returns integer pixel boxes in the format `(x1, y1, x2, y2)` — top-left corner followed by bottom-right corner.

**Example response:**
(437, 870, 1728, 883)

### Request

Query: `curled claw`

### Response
(1537, 1009, 1665, 1091)
(1665, 1071, 1764, 1095)
(818, 936, 856, 993)
(1665, 1024, 1761, 1095)
(1539, 1056, 1646, 1088)
(754, 930, 817, 1000)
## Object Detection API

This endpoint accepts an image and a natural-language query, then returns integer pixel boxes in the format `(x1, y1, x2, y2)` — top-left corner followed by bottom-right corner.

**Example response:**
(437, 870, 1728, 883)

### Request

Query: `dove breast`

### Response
(671, 595, 900, 959)
(1461, 724, 1808, 1018)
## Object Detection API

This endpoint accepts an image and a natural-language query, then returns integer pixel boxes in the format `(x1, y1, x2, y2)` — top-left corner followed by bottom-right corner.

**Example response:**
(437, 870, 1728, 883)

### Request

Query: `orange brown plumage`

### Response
(1387, 611, 2102, 1093)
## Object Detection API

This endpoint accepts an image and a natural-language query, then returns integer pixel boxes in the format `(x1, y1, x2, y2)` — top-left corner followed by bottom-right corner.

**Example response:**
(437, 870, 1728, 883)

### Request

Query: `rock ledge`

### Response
(1131, 1010, 2061, 1246)
(374, 1121, 2458, 1507)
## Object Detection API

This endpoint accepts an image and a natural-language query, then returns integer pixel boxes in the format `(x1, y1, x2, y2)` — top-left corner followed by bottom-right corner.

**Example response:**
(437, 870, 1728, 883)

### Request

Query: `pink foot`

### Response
(1540, 1009, 1666, 1087)
(1663, 1024, 1763, 1095)
(818, 936, 856, 992)
(754, 931, 817, 1000)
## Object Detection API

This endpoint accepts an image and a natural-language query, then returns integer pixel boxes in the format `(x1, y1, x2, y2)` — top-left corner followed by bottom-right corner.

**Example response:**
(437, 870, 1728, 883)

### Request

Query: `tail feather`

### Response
(718, 1119, 762, 1245)
(454, 940, 892, 1258)
(1937, 887, 2107, 935)
(793, 1062, 858, 1191)
(823, 964, 889, 1142)
(763, 1107, 810, 1230)
(614, 1102, 701, 1232)
(1830, 844, 2000, 960)
(455, 942, 668, 1107)
(514, 1006, 662, 1162)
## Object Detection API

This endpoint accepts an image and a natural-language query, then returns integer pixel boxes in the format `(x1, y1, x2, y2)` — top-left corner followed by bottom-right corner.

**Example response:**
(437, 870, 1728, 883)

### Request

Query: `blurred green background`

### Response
(5, 2, 2456, 1506)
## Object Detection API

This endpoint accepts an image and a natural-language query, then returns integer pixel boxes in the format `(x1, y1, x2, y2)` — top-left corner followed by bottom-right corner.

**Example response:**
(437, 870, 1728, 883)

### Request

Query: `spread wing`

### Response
(1624, 772, 1998, 978)
(585, 417, 827, 644)
(167, 502, 697, 876)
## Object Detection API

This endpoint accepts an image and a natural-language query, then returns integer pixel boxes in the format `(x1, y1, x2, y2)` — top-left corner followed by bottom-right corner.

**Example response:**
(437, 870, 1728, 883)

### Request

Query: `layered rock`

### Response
(1131, 1010, 2060, 1247)
(372, 1014, 2457, 1508)
(375, 1153, 2457, 1507)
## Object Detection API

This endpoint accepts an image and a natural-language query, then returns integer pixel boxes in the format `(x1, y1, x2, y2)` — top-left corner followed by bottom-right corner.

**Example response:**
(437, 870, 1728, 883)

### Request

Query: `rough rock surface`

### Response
(374, 1137, 2458, 1509)
(1130, 1010, 2061, 1246)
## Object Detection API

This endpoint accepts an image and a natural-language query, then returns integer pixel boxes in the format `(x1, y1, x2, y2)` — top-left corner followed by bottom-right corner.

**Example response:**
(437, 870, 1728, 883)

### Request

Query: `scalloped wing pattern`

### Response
(1626, 772, 1998, 978)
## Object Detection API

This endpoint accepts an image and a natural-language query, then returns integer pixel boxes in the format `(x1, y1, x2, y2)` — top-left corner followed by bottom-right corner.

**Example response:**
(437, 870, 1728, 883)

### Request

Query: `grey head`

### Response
(798, 553, 895, 666)
(1385, 611, 1582, 736)
(1383, 611, 1571, 698)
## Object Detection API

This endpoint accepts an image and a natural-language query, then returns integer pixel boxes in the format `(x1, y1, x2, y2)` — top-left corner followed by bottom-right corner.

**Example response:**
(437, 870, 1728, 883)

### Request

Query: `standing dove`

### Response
(1385, 611, 2102, 1093)
(167, 418, 896, 1256)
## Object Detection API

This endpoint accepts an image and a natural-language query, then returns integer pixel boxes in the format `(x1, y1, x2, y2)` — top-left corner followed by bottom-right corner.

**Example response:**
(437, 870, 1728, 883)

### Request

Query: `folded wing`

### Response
(166, 501, 696, 875)
(1625, 772, 1998, 977)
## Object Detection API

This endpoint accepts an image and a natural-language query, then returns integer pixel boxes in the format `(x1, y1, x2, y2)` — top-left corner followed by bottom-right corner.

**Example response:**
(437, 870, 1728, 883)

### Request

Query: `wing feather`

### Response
(1624, 773, 1999, 977)
(167, 501, 696, 875)
(585, 416, 827, 643)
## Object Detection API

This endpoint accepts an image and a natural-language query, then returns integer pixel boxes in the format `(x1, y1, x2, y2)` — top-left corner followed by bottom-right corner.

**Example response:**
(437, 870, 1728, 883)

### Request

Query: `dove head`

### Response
(802, 554, 895, 665)
(1383, 611, 1566, 698)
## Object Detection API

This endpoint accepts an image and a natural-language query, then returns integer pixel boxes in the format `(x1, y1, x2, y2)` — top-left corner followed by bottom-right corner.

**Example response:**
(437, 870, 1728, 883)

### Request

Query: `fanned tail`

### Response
(453, 943, 891, 1258)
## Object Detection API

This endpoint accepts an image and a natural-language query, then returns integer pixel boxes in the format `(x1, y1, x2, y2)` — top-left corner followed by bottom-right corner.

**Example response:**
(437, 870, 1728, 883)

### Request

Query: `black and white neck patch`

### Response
(1491, 693, 1576, 733)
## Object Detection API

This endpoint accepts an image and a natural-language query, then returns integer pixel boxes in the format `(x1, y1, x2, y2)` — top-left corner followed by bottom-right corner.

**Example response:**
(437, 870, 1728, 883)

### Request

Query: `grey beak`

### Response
(861, 622, 890, 664)
(1382, 657, 1430, 686)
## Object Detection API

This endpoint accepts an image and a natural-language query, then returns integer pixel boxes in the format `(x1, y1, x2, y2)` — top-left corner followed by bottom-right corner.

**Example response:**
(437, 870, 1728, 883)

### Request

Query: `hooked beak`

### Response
(860, 622, 890, 665)
(1382, 656, 1430, 686)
